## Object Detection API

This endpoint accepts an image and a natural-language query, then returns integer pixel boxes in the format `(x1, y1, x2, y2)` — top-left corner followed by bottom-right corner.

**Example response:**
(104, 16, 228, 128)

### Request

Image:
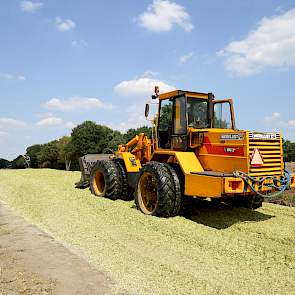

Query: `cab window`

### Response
(213, 102, 232, 129)
(158, 99, 173, 148)
(187, 98, 209, 128)
(158, 99, 173, 131)
(174, 96, 186, 134)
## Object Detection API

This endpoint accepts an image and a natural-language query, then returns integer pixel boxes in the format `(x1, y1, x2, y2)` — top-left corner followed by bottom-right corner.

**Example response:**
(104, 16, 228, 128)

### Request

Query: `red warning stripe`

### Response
(203, 136, 245, 157)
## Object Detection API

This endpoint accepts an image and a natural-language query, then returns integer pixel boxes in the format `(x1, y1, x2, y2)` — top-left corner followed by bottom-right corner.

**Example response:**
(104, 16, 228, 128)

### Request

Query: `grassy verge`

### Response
(0, 169, 294, 295)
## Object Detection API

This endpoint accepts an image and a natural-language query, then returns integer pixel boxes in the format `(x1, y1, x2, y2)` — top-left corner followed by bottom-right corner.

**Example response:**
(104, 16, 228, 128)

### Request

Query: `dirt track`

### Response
(0, 204, 113, 295)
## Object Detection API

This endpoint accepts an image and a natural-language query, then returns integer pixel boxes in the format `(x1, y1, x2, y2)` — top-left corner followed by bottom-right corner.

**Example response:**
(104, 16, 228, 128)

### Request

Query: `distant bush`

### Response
(11, 121, 152, 170)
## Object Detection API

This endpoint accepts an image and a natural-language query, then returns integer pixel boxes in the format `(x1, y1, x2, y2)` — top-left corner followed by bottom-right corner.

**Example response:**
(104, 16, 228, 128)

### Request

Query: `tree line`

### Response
(1, 123, 295, 170)
(283, 139, 295, 163)
(0, 121, 151, 170)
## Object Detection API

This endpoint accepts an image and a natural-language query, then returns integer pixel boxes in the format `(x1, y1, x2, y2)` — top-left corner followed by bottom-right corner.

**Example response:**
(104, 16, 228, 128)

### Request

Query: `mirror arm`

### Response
(208, 92, 214, 126)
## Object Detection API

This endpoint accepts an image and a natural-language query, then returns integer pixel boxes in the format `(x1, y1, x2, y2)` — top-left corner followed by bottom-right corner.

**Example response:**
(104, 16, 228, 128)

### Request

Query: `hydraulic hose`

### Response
(233, 170, 291, 198)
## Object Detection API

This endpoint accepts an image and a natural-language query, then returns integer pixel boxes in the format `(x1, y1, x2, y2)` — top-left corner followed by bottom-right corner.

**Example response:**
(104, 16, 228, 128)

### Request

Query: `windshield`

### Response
(187, 98, 209, 128)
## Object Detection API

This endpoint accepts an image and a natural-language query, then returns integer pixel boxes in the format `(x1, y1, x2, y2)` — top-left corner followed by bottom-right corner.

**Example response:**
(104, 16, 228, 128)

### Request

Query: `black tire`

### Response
(168, 164, 193, 217)
(135, 161, 180, 217)
(112, 158, 133, 201)
(233, 195, 263, 209)
(163, 164, 182, 216)
(90, 160, 121, 200)
(252, 196, 263, 209)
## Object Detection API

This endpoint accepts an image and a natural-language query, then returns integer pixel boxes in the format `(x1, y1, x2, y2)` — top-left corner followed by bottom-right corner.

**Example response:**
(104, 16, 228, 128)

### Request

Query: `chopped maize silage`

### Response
(0, 169, 294, 295)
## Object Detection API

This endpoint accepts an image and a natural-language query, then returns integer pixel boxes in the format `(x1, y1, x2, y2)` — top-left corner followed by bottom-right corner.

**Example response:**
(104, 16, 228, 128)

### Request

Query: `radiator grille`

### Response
(248, 133, 283, 177)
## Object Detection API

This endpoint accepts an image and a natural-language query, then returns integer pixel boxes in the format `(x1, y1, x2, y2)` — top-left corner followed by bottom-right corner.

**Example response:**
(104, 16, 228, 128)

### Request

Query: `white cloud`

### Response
(71, 40, 88, 47)
(20, 1, 43, 13)
(36, 115, 75, 129)
(264, 112, 281, 122)
(114, 77, 176, 97)
(141, 70, 159, 78)
(287, 120, 295, 127)
(218, 8, 295, 76)
(0, 118, 27, 130)
(179, 52, 194, 64)
(0, 72, 26, 81)
(264, 112, 295, 130)
(107, 104, 149, 133)
(55, 17, 76, 32)
(36, 116, 62, 127)
(43, 96, 112, 112)
(138, 0, 193, 32)
(65, 121, 76, 129)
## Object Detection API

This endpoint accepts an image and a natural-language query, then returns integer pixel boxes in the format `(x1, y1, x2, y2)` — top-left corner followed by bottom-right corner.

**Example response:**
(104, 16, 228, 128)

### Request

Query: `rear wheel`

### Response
(135, 162, 181, 217)
(90, 160, 121, 200)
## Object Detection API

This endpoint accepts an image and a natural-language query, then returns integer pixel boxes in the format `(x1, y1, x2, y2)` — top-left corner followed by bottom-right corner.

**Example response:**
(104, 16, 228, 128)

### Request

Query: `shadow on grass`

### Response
(186, 200, 274, 230)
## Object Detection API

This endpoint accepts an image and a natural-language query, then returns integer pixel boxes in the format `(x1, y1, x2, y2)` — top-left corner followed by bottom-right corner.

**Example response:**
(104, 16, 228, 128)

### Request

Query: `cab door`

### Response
(157, 95, 187, 150)
(212, 99, 236, 129)
(171, 95, 187, 150)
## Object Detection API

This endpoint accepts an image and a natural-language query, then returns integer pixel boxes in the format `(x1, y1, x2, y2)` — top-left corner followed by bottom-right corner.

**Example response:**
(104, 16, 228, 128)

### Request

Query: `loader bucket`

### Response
(75, 154, 111, 188)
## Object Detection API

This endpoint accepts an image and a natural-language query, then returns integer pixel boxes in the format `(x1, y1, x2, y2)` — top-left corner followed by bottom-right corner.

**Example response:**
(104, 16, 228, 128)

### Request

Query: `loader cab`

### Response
(156, 90, 235, 150)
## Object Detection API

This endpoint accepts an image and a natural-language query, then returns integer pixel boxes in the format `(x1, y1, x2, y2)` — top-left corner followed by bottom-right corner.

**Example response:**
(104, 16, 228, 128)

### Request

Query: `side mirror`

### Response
(144, 103, 150, 118)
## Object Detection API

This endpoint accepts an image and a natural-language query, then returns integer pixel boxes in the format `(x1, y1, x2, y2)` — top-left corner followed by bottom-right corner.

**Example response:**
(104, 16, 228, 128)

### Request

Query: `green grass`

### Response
(0, 169, 294, 295)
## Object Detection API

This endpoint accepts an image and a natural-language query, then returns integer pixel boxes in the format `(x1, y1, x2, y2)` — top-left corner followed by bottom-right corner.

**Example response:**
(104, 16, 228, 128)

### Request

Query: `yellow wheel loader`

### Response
(76, 89, 295, 217)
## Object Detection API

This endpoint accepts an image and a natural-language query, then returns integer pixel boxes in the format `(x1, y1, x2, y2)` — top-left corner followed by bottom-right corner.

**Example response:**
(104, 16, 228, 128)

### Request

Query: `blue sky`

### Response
(0, 0, 295, 160)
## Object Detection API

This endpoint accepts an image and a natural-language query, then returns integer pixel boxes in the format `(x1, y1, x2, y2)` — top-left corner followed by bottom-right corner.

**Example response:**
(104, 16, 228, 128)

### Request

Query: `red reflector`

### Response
(231, 181, 240, 190)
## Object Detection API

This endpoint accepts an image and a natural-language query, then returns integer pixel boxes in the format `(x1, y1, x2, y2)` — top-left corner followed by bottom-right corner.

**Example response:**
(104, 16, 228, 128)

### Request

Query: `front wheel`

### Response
(232, 195, 263, 209)
(89, 160, 121, 200)
(135, 162, 181, 217)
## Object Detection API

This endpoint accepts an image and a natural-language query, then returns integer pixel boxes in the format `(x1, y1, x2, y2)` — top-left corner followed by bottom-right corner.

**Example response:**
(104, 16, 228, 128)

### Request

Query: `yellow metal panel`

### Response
(185, 92, 208, 99)
(116, 152, 141, 172)
(250, 167, 282, 172)
(174, 152, 204, 174)
(184, 174, 223, 197)
(198, 155, 248, 173)
(158, 90, 209, 100)
(158, 90, 179, 100)
(248, 172, 282, 177)
(153, 150, 176, 155)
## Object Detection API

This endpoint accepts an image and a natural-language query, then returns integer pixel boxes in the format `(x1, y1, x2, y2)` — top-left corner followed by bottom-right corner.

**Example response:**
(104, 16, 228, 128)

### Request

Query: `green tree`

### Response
(124, 126, 152, 143)
(26, 144, 43, 168)
(283, 139, 295, 162)
(11, 155, 26, 169)
(0, 158, 10, 169)
(103, 130, 125, 153)
(56, 136, 71, 169)
(37, 141, 59, 168)
(70, 121, 118, 158)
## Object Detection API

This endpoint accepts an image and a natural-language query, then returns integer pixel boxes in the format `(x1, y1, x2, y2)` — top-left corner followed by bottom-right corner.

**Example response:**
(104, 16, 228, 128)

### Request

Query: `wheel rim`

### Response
(93, 170, 105, 196)
(137, 172, 158, 214)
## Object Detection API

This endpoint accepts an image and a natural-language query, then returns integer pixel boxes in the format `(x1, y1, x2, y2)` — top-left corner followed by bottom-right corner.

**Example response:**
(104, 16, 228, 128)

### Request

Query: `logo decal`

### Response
(220, 133, 244, 140)
(129, 157, 137, 167)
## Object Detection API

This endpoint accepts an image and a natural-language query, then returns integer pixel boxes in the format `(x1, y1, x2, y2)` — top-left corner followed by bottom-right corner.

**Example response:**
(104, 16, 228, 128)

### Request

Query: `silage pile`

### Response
(0, 169, 294, 295)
